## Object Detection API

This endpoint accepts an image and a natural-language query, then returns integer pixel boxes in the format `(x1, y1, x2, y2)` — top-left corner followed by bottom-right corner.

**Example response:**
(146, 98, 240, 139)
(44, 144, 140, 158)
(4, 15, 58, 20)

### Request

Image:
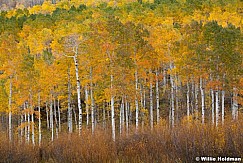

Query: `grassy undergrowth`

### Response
(0, 117, 242, 163)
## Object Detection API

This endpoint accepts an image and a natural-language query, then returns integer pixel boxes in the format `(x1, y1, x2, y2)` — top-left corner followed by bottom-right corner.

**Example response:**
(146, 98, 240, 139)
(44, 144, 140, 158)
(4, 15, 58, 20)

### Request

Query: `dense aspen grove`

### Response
(0, 0, 242, 162)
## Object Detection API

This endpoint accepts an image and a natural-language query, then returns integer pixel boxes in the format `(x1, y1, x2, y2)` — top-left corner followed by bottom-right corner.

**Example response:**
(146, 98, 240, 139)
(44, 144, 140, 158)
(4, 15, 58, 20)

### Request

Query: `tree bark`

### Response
(187, 81, 190, 121)
(90, 67, 95, 134)
(135, 69, 139, 130)
(155, 69, 160, 125)
(73, 55, 82, 135)
(85, 85, 89, 127)
(67, 68, 72, 133)
(169, 66, 175, 127)
(211, 89, 214, 125)
(8, 76, 12, 142)
(58, 98, 61, 132)
(149, 69, 153, 129)
(111, 74, 115, 141)
(232, 87, 238, 120)
(38, 92, 41, 146)
(215, 89, 219, 127)
(50, 95, 54, 141)
(200, 77, 205, 124)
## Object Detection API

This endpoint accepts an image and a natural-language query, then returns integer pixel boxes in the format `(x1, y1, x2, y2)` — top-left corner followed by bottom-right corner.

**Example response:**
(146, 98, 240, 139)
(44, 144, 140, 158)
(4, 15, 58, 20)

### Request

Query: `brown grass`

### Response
(0, 117, 242, 163)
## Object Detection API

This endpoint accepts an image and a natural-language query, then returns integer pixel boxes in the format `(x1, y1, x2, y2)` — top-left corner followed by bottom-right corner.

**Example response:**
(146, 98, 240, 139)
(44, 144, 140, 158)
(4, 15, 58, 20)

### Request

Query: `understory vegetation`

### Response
(0, 116, 242, 163)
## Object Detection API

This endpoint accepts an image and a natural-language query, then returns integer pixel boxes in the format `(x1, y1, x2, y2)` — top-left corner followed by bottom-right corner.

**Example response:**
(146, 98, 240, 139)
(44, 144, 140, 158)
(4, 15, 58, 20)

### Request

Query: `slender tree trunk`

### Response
(8, 77, 12, 142)
(27, 102, 30, 143)
(85, 85, 89, 127)
(135, 69, 139, 130)
(125, 96, 129, 135)
(38, 92, 41, 146)
(90, 67, 95, 134)
(111, 74, 115, 141)
(31, 106, 35, 145)
(149, 69, 153, 129)
(73, 55, 82, 135)
(73, 105, 78, 131)
(119, 101, 122, 135)
(121, 97, 124, 133)
(50, 95, 54, 141)
(191, 79, 194, 113)
(24, 102, 27, 142)
(232, 87, 238, 120)
(211, 89, 214, 125)
(221, 90, 225, 125)
(20, 106, 23, 142)
(163, 69, 166, 87)
(58, 98, 61, 132)
(200, 77, 205, 124)
(195, 82, 199, 119)
(46, 102, 49, 129)
(140, 84, 144, 130)
(67, 68, 72, 133)
(155, 69, 160, 125)
(221, 74, 225, 125)
(53, 97, 58, 138)
(215, 89, 219, 127)
(129, 103, 132, 126)
(169, 66, 175, 127)
(175, 76, 179, 123)
(187, 81, 190, 121)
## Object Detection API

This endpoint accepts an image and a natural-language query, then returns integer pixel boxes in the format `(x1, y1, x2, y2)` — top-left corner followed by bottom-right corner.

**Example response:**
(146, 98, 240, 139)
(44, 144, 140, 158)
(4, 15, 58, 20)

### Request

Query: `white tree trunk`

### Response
(85, 85, 89, 127)
(111, 74, 115, 141)
(149, 69, 153, 129)
(191, 79, 194, 113)
(53, 97, 58, 138)
(175, 76, 179, 122)
(120, 97, 125, 134)
(200, 77, 205, 124)
(30, 92, 35, 145)
(211, 89, 214, 125)
(195, 82, 198, 119)
(221, 90, 225, 125)
(73, 55, 82, 135)
(140, 84, 144, 130)
(187, 82, 190, 121)
(20, 107, 23, 142)
(232, 87, 238, 120)
(31, 108, 35, 145)
(58, 98, 61, 132)
(125, 97, 129, 135)
(90, 67, 95, 134)
(155, 69, 160, 125)
(8, 77, 12, 142)
(53, 97, 59, 138)
(67, 68, 72, 133)
(38, 92, 41, 146)
(135, 69, 139, 130)
(169, 69, 175, 127)
(50, 96, 54, 141)
(24, 102, 27, 142)
(215, 89, 219, 127)
(121, 97, 124, 132)
(27, 102, 30, 143)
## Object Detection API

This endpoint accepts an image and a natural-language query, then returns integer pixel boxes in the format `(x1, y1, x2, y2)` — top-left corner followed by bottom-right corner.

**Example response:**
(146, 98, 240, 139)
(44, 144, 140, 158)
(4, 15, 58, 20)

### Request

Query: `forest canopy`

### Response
(0, 0, 242, 149)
